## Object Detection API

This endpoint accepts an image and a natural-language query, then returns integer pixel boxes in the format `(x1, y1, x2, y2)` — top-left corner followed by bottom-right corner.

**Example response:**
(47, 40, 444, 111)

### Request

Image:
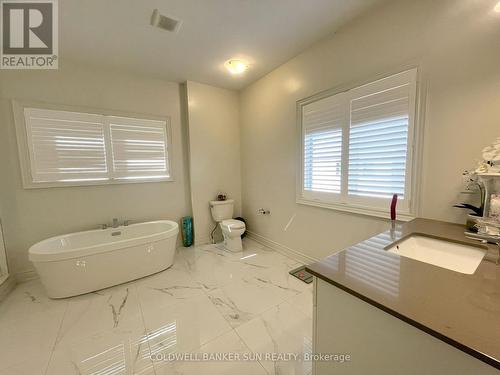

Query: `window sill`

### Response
(296, 197, 415, 222)
(22, 176, 174, 189)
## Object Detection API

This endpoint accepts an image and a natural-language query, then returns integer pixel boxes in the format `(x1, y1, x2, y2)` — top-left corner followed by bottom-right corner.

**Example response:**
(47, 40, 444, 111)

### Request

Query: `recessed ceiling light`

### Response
(495, 1, 500, 12)
(224, 59, 248, 75)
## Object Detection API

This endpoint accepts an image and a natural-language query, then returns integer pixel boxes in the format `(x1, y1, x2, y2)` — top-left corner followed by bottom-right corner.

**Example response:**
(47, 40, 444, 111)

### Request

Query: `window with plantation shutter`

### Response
(18, 106, 172, 188)
(298, 69, 419, 219)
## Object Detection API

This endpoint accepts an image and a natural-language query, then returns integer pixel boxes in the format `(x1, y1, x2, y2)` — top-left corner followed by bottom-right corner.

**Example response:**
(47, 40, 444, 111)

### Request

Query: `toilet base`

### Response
(222, 235, 243, 252)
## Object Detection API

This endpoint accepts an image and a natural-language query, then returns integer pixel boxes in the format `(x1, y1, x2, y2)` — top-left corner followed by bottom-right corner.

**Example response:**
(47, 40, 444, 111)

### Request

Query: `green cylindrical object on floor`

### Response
(181, 216, 193, 247)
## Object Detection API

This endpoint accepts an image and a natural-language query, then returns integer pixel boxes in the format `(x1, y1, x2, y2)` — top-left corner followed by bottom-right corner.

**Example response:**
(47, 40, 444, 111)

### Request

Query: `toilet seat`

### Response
(220, 219, 245, 230)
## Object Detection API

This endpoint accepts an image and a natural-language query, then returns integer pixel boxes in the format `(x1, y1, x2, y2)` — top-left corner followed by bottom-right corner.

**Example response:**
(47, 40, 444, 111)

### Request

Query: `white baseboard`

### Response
(246, 230, 319, 265)
(15, 269, 38, 283)
(0, 275, 17, 302)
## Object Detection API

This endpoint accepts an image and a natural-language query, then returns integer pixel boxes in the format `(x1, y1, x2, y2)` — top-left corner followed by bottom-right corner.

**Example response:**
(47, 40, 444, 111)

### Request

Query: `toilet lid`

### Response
(221, 219, 245, 230)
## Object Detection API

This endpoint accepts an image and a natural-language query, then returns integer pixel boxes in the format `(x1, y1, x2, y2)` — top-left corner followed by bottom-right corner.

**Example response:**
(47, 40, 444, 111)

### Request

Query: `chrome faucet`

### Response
(465, 218, 500, 264)
(465, 232, 500, 264)
(99, 218, 129, 229)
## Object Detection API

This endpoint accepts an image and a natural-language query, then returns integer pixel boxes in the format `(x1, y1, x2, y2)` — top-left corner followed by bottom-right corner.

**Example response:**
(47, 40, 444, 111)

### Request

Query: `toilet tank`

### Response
(210, 199, 234, 222)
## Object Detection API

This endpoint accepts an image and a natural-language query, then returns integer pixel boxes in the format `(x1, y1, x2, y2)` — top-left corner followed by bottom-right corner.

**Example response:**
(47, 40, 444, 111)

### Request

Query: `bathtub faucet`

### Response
(99, 218, 128, 229)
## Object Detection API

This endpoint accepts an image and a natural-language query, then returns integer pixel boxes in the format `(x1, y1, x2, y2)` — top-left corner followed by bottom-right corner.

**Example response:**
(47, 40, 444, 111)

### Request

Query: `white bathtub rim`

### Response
(30, 234, 177, 263)
(29, 220, 179, 263)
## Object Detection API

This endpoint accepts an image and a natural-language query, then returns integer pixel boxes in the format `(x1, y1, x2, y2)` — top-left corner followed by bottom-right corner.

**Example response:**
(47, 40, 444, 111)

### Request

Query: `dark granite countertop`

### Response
(306, 218, 500, 369)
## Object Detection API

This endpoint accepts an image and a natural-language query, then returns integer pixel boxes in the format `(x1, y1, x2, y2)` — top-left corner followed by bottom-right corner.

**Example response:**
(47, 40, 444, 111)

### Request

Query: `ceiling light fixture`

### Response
(224, 59, 248, 75)
(495, 1, 500, 12)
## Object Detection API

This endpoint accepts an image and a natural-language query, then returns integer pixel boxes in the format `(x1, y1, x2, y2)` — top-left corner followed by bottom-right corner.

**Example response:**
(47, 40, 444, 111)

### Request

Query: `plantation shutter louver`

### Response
(24, 108, 108, 182)
(108, 116, 169, 180)
(303, 94, 346, 194)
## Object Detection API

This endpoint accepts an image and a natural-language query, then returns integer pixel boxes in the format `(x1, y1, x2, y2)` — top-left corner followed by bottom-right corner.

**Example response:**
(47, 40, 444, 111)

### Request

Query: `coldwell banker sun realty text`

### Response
(1, 0, 58, 69)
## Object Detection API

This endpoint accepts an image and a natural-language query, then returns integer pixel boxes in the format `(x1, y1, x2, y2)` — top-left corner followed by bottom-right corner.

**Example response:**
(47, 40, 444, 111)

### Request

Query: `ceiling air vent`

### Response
(150, 9, 182, 33)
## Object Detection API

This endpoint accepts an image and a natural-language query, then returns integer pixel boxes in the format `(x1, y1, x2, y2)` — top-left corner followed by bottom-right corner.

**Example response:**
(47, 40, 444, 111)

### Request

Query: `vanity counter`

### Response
(306, 218, 500, 369)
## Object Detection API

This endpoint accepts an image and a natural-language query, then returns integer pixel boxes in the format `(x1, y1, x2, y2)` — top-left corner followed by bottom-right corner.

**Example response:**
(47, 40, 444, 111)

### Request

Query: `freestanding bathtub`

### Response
(29, 220, 179, 298)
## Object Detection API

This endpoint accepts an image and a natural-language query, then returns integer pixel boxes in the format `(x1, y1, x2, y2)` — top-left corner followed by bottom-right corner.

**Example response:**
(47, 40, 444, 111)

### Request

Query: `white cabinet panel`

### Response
(313, 278, 497, 375)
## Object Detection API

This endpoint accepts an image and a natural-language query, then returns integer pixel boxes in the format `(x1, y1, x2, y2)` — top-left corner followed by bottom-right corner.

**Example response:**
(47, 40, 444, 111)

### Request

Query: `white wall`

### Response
(185, 81, 241, 244)
(240, 0, 500, 260)
(0, 62, 192, 275)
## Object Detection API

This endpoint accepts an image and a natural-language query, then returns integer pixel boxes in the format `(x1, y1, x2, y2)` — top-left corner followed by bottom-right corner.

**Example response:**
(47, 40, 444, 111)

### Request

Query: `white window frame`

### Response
(296, 68, 422, 221)
(12, 100, 174, 189)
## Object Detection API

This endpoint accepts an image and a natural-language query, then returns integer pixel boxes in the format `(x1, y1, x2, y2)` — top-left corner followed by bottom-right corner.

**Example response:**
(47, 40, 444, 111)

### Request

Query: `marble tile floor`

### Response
(0, 238, 313, 375)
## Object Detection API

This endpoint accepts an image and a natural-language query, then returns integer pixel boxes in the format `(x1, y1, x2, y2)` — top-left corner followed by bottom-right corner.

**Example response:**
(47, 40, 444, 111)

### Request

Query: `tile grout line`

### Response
(232, 241, 312, 374)
(133, 283, 159, 375)
(182, 248, 238, 350)
(178, 244, 270, 374)
(172, 242, 273, 361)
(144, 248, 236, 372)
(42, 301, 69, 375)
(232, 325, 272, 375)
(232, 298, 313, 375)
(181, 254, 236, 349)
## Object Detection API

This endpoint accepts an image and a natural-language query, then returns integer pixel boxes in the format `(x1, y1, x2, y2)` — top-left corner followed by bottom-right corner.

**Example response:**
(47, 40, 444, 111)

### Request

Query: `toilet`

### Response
(209, 199, 246, 252)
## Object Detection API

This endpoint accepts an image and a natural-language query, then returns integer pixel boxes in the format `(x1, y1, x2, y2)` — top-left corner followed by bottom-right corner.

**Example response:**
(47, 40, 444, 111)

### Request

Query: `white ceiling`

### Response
(60, 0, 383, 90)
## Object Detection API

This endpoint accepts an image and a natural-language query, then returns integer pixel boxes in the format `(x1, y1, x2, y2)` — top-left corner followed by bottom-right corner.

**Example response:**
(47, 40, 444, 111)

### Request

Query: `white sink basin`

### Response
(386, 235, 486, 274)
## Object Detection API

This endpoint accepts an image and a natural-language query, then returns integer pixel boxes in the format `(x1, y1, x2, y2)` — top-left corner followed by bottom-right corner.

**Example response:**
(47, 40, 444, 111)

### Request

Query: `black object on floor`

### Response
(234, 217, 247, 238)
(289, 265, 313, 284)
